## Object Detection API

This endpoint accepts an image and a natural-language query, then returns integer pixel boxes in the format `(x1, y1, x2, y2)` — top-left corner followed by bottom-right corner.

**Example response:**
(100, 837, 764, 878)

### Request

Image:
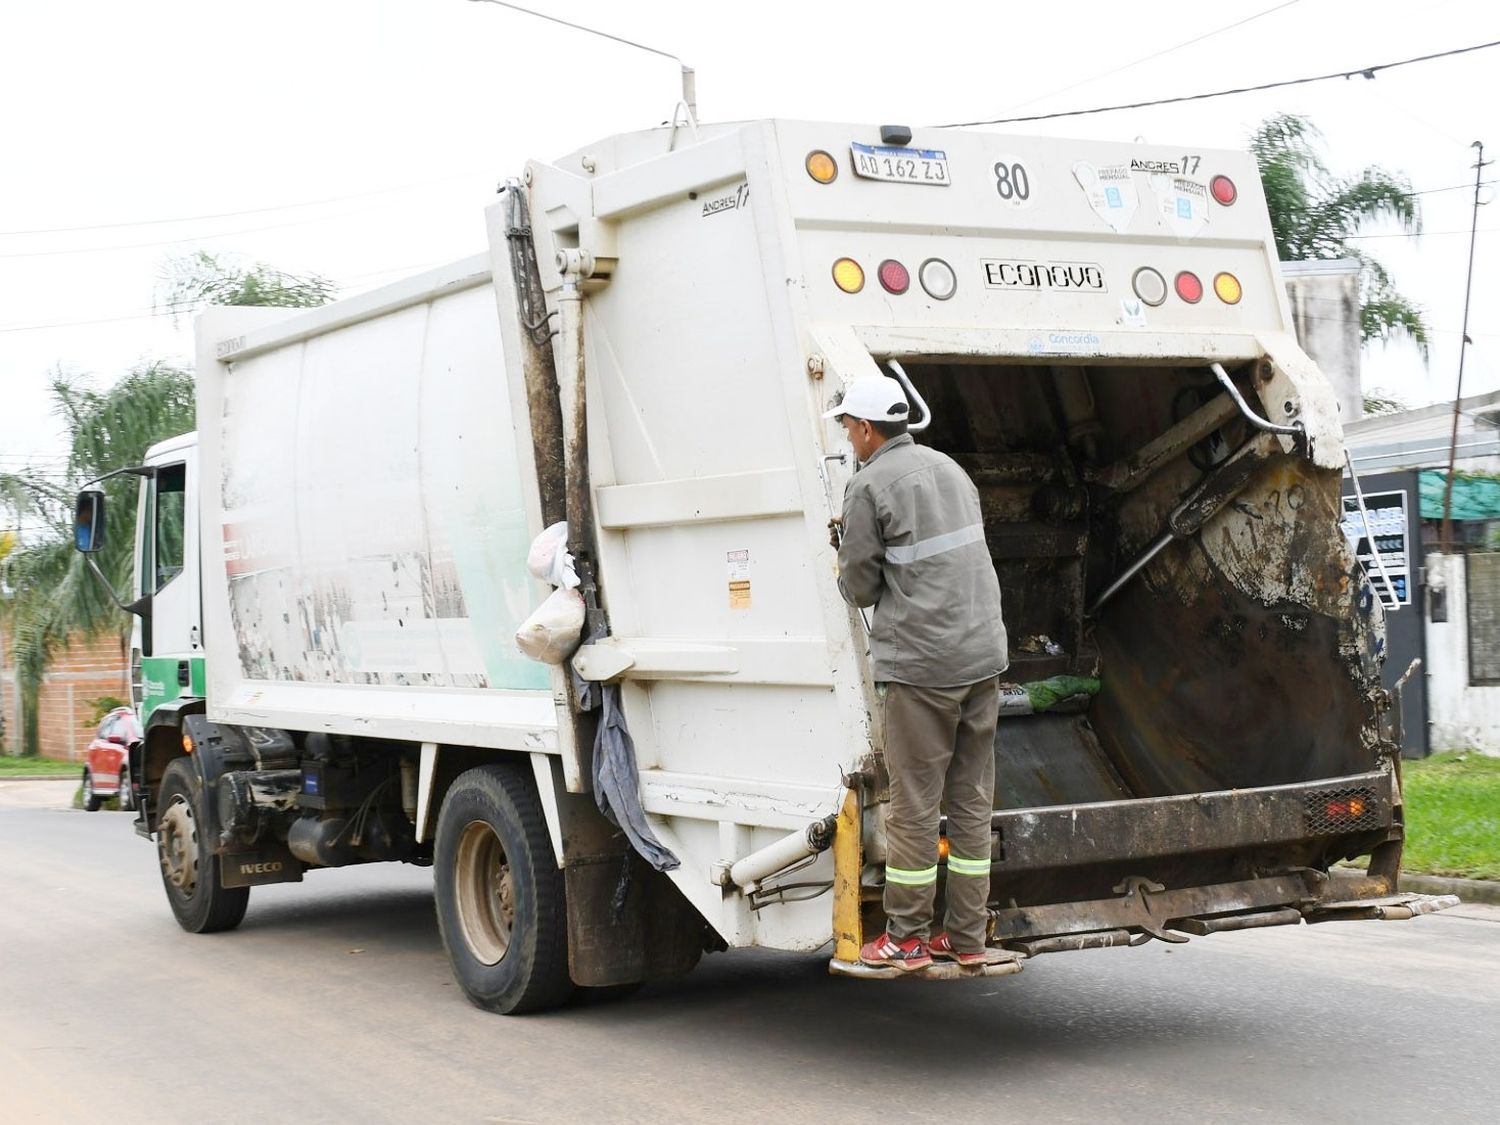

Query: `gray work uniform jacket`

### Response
(836, 434, 1008, 686)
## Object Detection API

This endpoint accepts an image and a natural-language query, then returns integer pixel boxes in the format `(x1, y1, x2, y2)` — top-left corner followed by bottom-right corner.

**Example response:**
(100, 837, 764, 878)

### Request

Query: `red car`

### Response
(82, 706, 141, 812)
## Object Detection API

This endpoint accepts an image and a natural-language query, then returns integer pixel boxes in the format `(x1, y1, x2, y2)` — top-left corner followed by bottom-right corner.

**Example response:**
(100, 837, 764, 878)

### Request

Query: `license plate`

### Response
(850, 142, 950, 186)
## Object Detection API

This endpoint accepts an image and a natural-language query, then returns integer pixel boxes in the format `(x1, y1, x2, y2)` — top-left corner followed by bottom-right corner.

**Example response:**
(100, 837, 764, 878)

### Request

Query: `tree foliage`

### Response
(158, 250, 336, 323)
(1252, 113, 1429, 360)
(3, 253, 335, 755)
(1362, 388, 1410, 416)
(1, 365, 194, 754)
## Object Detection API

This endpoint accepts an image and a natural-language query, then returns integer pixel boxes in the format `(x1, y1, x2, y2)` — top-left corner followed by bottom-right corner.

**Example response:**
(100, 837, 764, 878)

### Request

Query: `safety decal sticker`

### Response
(1118, 297, 1148, 329)
(1149, 173, 1210, 238)
(1072, 161, 1138, 233)
(727, 549, 751, 609)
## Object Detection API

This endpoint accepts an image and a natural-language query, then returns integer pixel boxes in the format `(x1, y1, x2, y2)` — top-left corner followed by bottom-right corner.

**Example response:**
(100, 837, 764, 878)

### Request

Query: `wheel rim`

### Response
(158, 795, 199, 895)
(454, 820, 516, 966)
(82, 774, 93, 805)
(118, 767, 130, 809)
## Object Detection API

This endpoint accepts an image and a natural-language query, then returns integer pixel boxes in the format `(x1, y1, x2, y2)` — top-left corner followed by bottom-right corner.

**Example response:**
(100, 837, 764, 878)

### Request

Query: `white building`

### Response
(1342, 391, 1500, 755)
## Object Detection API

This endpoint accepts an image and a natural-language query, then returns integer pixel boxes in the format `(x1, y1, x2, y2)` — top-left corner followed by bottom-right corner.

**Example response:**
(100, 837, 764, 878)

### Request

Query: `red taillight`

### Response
(1175, 270, 1204, 304)
(1210, 175, 1237, 205)
(878, 259, 910, 295)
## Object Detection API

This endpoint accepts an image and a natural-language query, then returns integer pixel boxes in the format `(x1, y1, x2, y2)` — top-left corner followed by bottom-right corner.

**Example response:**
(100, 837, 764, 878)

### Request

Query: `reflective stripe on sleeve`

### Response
(883, 522, 986, 565)
(945, 853, 991, 877)
(884, 863, 938, 887)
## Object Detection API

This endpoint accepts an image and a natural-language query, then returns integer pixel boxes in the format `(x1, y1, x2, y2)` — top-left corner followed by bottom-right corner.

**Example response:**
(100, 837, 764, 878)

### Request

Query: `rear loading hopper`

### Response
(819, 352, 1443, 974)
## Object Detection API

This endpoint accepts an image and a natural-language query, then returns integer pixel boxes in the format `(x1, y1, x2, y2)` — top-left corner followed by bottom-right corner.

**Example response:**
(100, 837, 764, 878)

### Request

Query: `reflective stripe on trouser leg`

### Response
(945, 854, 991, 877)
(882, 681, 965, 942)
(941, 676, 1000, 953)
(885, 863, 938, 887)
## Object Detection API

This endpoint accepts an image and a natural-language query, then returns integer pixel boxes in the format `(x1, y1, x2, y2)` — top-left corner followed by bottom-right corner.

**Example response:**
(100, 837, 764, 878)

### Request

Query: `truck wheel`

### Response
(434, 764, 572, 1014)
(82, 769, 103, 812)
(157, 758, 249, 933)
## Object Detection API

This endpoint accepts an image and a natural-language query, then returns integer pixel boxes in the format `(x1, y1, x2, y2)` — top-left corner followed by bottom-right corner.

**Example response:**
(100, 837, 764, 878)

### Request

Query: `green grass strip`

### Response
(0, 755, 80, 777)
(1401, 752, 1500, 881)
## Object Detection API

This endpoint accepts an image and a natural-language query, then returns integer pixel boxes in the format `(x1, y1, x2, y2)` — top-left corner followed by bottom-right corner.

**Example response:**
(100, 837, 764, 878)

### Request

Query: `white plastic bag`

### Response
(526, 521, 579, 589)
(515, 587, 586, 664)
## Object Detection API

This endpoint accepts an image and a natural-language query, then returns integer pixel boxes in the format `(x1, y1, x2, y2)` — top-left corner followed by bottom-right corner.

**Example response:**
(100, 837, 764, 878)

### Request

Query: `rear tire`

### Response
(157, 758, 249, 933)
(82, 770, 103, 812)
(433, 763, 572, 1015)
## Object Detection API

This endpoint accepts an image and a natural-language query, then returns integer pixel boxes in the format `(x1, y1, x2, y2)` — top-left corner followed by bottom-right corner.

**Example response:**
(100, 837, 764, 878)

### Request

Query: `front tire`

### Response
(433, 764, 571, 1014)
(157, 758, 249, 933)
(82, 770, 103, 812)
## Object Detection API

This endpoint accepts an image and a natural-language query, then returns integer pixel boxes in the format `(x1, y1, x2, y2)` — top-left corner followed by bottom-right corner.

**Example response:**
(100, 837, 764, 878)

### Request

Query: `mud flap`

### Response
(220, 844, 303, 888)
(565, 854, 704, 987)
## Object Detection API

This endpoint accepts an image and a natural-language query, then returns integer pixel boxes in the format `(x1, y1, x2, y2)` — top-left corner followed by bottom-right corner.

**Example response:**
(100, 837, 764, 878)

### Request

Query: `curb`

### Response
(0, 775, 80, 783)
(1398, 871, 1500, 907)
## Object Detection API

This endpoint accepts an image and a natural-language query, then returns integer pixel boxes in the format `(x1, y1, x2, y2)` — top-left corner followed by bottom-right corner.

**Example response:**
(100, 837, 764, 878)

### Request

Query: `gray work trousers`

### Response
(880, 677, 999, 952)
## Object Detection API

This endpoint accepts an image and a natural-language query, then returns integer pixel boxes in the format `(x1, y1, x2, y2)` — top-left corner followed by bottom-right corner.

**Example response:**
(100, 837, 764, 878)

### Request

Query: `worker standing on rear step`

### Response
(827, 375, 1010, 971)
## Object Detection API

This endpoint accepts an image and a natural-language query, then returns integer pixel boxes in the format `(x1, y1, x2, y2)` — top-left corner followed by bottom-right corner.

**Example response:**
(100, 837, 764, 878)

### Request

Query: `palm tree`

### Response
(1252, 113, 1428, 359)
(0, 364, 194, 755)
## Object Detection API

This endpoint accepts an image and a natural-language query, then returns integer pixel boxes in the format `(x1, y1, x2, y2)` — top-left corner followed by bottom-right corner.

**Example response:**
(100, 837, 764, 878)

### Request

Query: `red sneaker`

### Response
(859, 932, 932, 971)
(930, 932, 998, 966)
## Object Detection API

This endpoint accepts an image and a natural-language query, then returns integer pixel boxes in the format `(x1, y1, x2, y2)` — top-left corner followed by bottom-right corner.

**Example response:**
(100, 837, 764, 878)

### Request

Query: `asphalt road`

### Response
(3, 779, 1497, 1124)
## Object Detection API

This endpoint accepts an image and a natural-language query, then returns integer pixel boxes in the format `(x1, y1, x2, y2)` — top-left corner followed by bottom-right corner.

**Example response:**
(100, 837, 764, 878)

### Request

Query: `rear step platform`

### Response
(1303, 892, 1461, 923)
(828, 953, 1026, 980)
(827, 889, 1462, 979)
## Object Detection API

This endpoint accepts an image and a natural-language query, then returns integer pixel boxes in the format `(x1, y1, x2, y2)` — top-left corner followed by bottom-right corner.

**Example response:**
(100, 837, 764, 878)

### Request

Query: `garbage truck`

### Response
(75, 118, 1455, 1014)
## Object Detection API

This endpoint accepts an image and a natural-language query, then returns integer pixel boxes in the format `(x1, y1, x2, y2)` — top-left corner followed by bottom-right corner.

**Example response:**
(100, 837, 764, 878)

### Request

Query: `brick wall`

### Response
(0, 628, 130, 760)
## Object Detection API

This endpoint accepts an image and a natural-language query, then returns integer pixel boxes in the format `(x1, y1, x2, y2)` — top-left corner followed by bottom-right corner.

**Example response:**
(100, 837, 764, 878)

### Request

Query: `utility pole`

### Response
(1441, 141, 1491, 553)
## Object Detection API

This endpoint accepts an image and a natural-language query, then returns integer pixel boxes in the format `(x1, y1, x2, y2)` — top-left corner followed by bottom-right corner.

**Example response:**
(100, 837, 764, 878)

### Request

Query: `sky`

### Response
(2, 0, 1496, 499)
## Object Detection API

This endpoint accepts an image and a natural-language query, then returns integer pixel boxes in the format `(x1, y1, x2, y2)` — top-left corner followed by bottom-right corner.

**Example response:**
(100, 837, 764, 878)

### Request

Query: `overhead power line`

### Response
(939, 38, 1500, 128)
(0, 197, 448, 261)
(1003, 0, 1303, 114)
(1412, 179, 1496, 196)
(466, 0, 680, 63)
(1344, 226, 1499, 240)
(0, 259, 449, 334)
(0, 170, 495, 238)
(466, 0, 697, 115)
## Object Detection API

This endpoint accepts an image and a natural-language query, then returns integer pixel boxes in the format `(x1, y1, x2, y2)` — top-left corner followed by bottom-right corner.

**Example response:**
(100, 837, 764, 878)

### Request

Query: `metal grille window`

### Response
(1304, 787, 1381, 835)
(1466, 551, 1500, 685)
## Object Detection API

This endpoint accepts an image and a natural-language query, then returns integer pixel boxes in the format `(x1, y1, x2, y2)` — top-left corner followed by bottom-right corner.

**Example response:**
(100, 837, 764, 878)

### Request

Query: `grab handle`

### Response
(884, 359, 932, 433)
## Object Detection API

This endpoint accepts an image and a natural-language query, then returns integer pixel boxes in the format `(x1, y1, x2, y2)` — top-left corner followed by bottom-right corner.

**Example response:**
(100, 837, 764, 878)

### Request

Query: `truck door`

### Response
(138, 451, 203, 718)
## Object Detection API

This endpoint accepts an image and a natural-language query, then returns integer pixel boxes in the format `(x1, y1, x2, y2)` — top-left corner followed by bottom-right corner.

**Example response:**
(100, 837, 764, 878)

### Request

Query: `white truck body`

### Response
(100, 119, 1452, 1009)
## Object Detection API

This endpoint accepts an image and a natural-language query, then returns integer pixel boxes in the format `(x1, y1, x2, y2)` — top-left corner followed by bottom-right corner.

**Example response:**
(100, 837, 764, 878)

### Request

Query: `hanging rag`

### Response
(592, 682, 680, 872)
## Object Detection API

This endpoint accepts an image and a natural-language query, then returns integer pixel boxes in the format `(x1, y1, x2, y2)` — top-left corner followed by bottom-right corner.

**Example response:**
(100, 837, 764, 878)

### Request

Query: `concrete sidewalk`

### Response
(0, 779, 78, 810)
(1397, 871, 1500, 907)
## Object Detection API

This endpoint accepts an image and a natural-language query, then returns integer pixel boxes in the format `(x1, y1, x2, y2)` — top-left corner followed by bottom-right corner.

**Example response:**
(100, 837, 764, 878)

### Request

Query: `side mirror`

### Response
(75, 490, 106, 554)
(106, 732, 128, 746)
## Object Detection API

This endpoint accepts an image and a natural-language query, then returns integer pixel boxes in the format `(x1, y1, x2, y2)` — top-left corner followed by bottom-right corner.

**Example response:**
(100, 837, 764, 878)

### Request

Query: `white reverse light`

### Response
(919, 258, 957, 301)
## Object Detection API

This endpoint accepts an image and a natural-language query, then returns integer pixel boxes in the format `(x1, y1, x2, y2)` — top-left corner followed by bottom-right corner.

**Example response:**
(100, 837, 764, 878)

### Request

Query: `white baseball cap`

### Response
(822, 375, 912, 422)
